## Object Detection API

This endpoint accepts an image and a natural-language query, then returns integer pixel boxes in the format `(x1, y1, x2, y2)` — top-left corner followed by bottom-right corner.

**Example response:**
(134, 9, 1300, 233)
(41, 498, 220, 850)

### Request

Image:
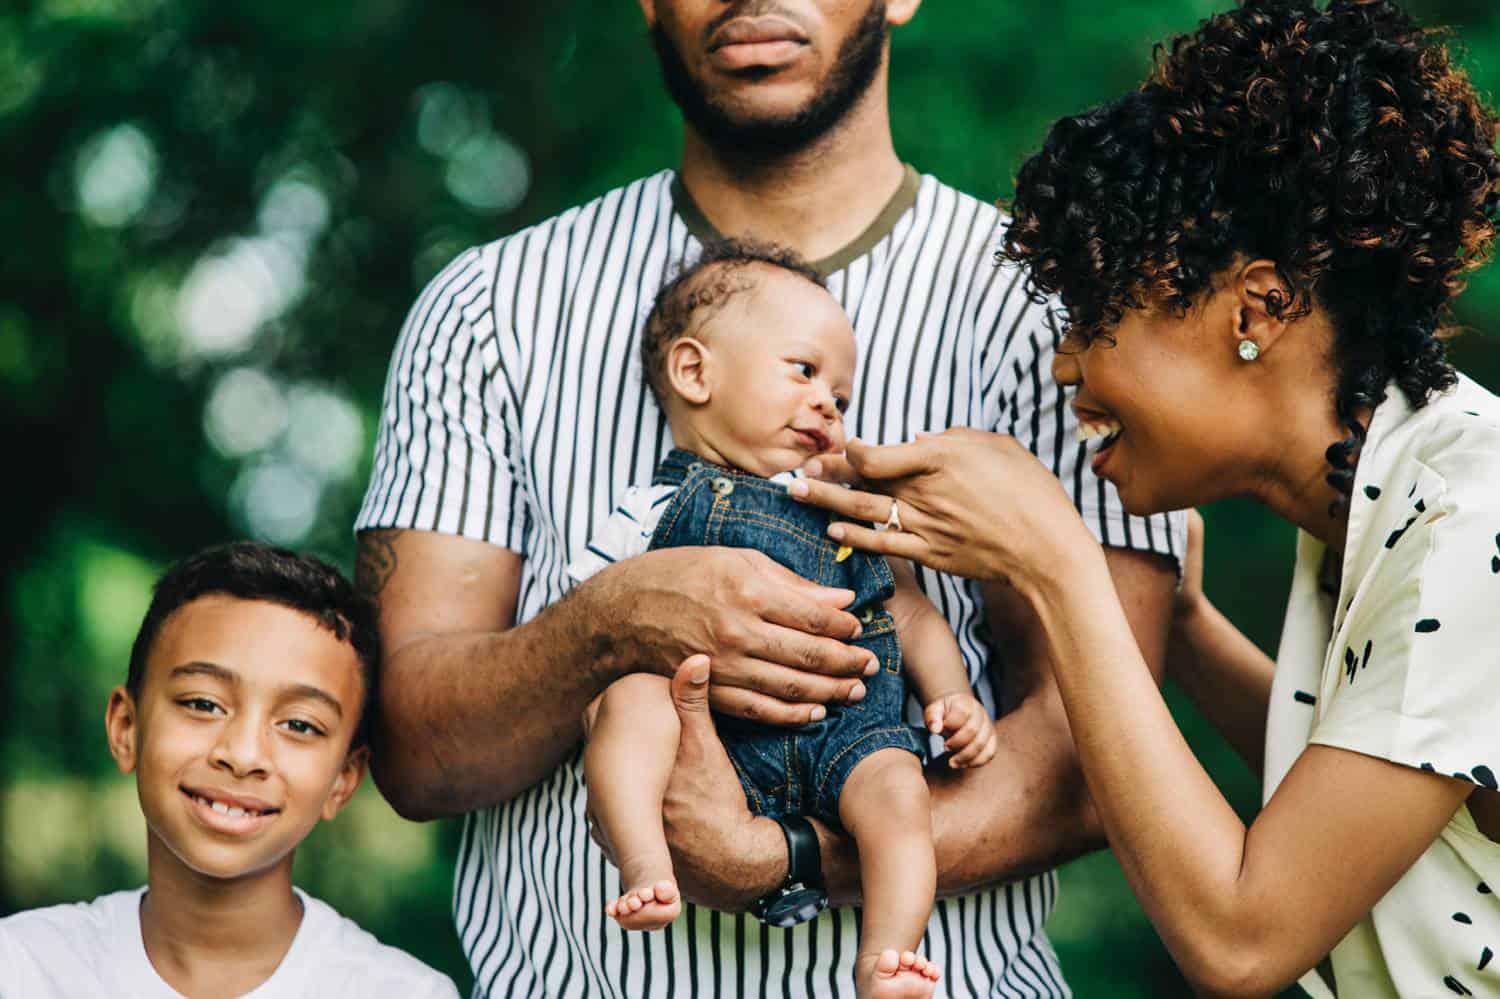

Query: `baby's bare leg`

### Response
(838, 748, 942, 999)
(584, 673, 682, 930)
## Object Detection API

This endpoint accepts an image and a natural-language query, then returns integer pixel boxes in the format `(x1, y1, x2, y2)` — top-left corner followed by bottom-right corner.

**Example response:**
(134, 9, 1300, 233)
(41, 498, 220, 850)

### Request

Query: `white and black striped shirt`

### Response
(358, 167, 1185, 999)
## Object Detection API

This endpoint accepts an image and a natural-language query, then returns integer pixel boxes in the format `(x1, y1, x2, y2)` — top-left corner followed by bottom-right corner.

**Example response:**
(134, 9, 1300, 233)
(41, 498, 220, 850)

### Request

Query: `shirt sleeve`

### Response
(986, 285, 1186, 563)
(565, 486, 660, 585)
(354, 248, 528, 553)
(1309, 446, 1500, 788)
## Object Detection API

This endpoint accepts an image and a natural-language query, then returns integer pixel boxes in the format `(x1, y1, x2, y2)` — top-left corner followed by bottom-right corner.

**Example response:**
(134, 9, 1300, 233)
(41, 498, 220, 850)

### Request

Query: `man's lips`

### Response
(707, 17, 808, 70)
(708, 16, 808, 50)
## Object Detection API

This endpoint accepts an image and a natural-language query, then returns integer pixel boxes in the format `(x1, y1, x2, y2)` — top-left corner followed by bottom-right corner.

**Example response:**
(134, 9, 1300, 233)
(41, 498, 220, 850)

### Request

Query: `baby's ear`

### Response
(665, 337, 713, 406)
(320, 744, 369, 821)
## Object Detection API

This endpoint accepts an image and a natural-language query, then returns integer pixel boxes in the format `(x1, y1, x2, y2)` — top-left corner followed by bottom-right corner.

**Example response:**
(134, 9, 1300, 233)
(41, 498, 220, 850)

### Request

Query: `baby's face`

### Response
(694, 267, 857, 477)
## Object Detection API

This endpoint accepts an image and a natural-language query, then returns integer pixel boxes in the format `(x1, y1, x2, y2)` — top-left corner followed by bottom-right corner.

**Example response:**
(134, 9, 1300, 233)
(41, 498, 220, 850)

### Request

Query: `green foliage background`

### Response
(4, 1, 1500, 994)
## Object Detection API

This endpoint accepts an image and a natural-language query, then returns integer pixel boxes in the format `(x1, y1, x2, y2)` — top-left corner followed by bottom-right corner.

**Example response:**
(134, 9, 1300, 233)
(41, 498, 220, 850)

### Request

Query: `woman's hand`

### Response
(789, 429, 1103, 595)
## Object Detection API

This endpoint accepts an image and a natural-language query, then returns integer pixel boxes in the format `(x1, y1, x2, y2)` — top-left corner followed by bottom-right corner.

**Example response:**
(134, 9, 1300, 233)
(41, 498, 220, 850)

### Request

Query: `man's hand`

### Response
(659, 656, 786, 911)
(598, 546, 879, 726)
(923, 692, 997, 769)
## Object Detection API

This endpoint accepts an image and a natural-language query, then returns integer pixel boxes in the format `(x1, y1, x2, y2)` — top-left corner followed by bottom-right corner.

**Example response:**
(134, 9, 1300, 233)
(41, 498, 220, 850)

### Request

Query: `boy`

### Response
(0, 542, 459, 998)
(569, 241, 997, 999)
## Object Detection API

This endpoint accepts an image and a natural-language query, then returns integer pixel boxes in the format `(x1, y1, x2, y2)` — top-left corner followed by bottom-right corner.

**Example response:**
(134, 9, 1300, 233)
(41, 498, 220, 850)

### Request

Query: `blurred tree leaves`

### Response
(4, 0, 1499, 993)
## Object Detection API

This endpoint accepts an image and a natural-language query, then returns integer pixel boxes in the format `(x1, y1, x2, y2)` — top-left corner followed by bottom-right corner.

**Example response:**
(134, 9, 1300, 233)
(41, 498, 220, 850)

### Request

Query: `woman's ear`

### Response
(105, 686, 139, 775)
(321, 745, 369, 821)
(666, 337, 713, 406)
(1232, 259, 1295, 358)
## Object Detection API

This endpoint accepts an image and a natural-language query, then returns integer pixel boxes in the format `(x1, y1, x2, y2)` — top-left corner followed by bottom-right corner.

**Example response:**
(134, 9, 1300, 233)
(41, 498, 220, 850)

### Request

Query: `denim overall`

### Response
(649, 449, 926, 827)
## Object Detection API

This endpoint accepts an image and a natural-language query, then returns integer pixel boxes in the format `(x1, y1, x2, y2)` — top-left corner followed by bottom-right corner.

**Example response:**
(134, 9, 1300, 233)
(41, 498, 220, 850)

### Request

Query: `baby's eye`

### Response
(834, 397, 850, 414)
(792, 361, 814, 379)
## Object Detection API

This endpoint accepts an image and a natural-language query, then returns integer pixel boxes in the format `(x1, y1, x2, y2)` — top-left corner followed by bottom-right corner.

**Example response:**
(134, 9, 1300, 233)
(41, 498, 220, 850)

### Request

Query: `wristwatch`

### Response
(752, 815, 829, 927)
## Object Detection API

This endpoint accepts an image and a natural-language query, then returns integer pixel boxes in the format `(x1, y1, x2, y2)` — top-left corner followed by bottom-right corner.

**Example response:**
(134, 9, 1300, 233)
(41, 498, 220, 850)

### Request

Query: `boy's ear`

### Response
(105, 686, 139, 774)
(320, 744, 369, 822)
(666, 337, 713, 406)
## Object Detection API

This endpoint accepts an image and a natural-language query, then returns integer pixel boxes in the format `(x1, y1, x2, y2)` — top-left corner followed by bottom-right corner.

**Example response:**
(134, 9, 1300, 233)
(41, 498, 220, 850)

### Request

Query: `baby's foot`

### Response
(865, 949, 941, 999)
(604, 879, 681, 931)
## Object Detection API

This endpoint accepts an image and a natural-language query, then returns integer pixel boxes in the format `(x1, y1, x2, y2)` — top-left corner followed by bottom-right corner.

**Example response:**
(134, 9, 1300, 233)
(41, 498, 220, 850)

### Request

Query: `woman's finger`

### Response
(824, 520, 933, 562)
(845, 437, 941, 481)
(787, 477, 894, 523)
(802, 451, 859, 485)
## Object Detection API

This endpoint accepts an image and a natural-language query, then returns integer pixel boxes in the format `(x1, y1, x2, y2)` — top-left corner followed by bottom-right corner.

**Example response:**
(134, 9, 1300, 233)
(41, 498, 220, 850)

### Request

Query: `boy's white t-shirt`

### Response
(0, 887, 460, 999)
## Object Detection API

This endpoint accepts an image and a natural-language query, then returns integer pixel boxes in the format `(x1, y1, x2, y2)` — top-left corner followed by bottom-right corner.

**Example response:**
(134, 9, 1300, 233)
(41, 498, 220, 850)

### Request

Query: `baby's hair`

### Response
(641, 238, 825, 406)
(127, 541, 380, 748)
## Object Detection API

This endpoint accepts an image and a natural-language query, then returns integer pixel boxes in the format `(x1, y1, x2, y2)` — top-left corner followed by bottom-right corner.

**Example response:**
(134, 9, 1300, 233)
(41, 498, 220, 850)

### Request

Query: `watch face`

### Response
(761, 886, 829, 928)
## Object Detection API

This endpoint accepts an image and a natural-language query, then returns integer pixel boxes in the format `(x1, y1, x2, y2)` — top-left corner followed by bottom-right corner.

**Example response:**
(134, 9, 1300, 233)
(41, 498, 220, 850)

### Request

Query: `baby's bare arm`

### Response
(884, 558, 970, 704)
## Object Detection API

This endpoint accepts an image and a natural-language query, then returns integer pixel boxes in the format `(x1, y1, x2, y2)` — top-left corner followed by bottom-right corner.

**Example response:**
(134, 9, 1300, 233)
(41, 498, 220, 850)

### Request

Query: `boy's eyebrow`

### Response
(169, 661, 238, 684)
(168, 663, 343, 718)
(281, 683, 344, 718)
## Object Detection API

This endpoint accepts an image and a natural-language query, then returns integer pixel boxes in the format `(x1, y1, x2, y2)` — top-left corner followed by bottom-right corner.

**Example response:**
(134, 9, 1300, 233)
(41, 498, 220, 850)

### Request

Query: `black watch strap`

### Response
(752, 816, 828, 927)
(779, 815, 824, 889)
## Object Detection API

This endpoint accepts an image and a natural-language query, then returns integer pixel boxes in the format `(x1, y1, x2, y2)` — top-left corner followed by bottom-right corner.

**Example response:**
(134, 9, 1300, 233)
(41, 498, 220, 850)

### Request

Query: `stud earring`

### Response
(1238, 340, 1261, 362)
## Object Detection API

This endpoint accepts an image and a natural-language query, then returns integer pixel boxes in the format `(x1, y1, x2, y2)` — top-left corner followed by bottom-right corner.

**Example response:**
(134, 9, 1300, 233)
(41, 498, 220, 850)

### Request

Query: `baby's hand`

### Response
(923, 692, 997, 769)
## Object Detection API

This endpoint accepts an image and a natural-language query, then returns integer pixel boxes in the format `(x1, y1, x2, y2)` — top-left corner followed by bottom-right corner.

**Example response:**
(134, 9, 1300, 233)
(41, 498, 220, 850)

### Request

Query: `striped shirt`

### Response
(357, 166, 1185, 999)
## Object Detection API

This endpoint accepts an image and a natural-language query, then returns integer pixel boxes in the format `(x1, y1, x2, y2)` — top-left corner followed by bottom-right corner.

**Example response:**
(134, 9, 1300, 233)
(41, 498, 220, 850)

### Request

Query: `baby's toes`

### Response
(875, 949, 901, 976)
(898, 950, 918, 971)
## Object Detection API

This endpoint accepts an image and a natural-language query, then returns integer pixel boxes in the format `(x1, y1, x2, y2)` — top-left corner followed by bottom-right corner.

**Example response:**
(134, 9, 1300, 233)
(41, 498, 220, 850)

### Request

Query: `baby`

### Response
(568, 240, 996, 999)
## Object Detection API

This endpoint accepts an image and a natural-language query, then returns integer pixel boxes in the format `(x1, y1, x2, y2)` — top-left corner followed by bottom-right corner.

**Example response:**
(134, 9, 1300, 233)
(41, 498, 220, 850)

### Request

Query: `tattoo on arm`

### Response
(356, 528, 403, 599)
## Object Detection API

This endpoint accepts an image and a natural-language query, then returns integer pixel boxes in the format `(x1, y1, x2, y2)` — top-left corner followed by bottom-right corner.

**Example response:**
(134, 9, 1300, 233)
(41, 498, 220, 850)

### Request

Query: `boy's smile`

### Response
(107, 596, 367, 883)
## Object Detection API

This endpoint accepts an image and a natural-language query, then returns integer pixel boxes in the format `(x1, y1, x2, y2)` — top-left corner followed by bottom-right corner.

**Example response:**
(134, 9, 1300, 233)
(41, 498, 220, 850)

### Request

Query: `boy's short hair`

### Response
(126, 542, 380, 748)
(641, 237, 825, 406)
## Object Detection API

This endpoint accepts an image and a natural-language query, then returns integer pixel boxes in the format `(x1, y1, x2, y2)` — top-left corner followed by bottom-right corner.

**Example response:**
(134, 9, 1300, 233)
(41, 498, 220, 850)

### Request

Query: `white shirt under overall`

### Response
(1265, 375, 1500, 998)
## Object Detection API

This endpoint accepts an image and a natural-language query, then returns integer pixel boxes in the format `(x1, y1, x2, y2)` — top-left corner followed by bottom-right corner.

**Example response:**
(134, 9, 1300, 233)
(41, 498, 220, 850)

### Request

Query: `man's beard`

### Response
(652, 1, 888, 162)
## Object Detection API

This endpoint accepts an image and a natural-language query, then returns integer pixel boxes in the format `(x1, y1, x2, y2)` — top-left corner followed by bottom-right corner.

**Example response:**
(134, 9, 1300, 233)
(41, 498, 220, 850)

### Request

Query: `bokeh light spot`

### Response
(444, 133, 530, 214)
(74, 124, 158, 228)
(204, 367, 288, 458)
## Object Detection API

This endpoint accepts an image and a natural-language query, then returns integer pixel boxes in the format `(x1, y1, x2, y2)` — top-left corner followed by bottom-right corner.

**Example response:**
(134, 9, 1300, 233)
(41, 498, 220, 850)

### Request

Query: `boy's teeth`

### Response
(202, 796, 259, 817)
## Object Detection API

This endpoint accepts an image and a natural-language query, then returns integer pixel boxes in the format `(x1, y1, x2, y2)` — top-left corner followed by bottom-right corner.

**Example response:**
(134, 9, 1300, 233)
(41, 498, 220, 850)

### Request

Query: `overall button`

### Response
(712, 476, 735, 496)
(858, 606, 876, 625)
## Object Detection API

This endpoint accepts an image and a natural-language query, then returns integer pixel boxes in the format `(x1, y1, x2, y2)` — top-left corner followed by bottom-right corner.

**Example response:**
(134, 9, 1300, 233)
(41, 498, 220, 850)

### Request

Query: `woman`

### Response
(792, 1, 1500, 995)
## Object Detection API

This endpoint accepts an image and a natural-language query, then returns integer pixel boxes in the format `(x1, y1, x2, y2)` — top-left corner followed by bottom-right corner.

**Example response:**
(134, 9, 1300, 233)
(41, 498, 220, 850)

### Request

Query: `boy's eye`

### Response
(179, 697, 222, 715)
(282, 718, 325, 737)
(792, 361, 814, 378)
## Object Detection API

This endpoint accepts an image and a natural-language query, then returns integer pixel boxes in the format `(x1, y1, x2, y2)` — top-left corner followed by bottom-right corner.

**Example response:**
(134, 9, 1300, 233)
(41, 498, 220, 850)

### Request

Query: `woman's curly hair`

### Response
(1001, 0, 1500, 504)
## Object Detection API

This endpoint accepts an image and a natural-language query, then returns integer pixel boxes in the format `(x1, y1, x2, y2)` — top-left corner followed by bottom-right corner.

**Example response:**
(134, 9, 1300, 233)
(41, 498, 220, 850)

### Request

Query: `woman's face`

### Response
(1051, 287, 1265, 516)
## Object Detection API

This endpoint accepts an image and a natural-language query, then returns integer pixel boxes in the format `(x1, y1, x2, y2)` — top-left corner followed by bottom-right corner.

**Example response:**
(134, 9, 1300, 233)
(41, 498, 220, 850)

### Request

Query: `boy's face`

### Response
(677, 265, 857, 477)
(106, 596, 367, 882)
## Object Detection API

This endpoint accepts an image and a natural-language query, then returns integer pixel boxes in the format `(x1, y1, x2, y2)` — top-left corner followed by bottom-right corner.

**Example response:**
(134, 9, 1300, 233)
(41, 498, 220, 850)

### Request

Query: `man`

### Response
(356, 1, 1184, 996)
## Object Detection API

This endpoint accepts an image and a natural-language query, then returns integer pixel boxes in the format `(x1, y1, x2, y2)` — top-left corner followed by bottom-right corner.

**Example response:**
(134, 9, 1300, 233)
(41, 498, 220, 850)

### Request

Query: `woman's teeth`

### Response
(1077, 419, 1123, 444)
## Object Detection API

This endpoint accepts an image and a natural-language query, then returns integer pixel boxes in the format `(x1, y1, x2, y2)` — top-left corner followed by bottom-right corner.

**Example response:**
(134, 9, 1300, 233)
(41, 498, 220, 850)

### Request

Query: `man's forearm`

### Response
(373, 581, 629, 820)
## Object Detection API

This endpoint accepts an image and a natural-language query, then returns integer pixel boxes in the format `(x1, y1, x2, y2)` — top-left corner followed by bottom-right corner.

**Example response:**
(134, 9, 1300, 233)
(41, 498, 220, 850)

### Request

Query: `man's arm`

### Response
(818, 546, 1176, 903)
(360, 528, 875, 821)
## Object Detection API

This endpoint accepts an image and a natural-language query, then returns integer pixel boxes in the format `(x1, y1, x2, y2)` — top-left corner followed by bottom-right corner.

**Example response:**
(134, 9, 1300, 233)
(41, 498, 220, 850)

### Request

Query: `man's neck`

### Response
(676, 73, 906, 264)
(139, 835, 305, 999)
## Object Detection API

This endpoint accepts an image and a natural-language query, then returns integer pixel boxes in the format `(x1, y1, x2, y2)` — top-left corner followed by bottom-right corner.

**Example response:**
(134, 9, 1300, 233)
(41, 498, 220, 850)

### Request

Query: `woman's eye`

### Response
(792, 361, 814, 378)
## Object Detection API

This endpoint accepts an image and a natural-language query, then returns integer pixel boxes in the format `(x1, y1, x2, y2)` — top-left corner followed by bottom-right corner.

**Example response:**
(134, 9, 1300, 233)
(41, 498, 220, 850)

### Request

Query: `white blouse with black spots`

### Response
(1266, 374, 1500, 998)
